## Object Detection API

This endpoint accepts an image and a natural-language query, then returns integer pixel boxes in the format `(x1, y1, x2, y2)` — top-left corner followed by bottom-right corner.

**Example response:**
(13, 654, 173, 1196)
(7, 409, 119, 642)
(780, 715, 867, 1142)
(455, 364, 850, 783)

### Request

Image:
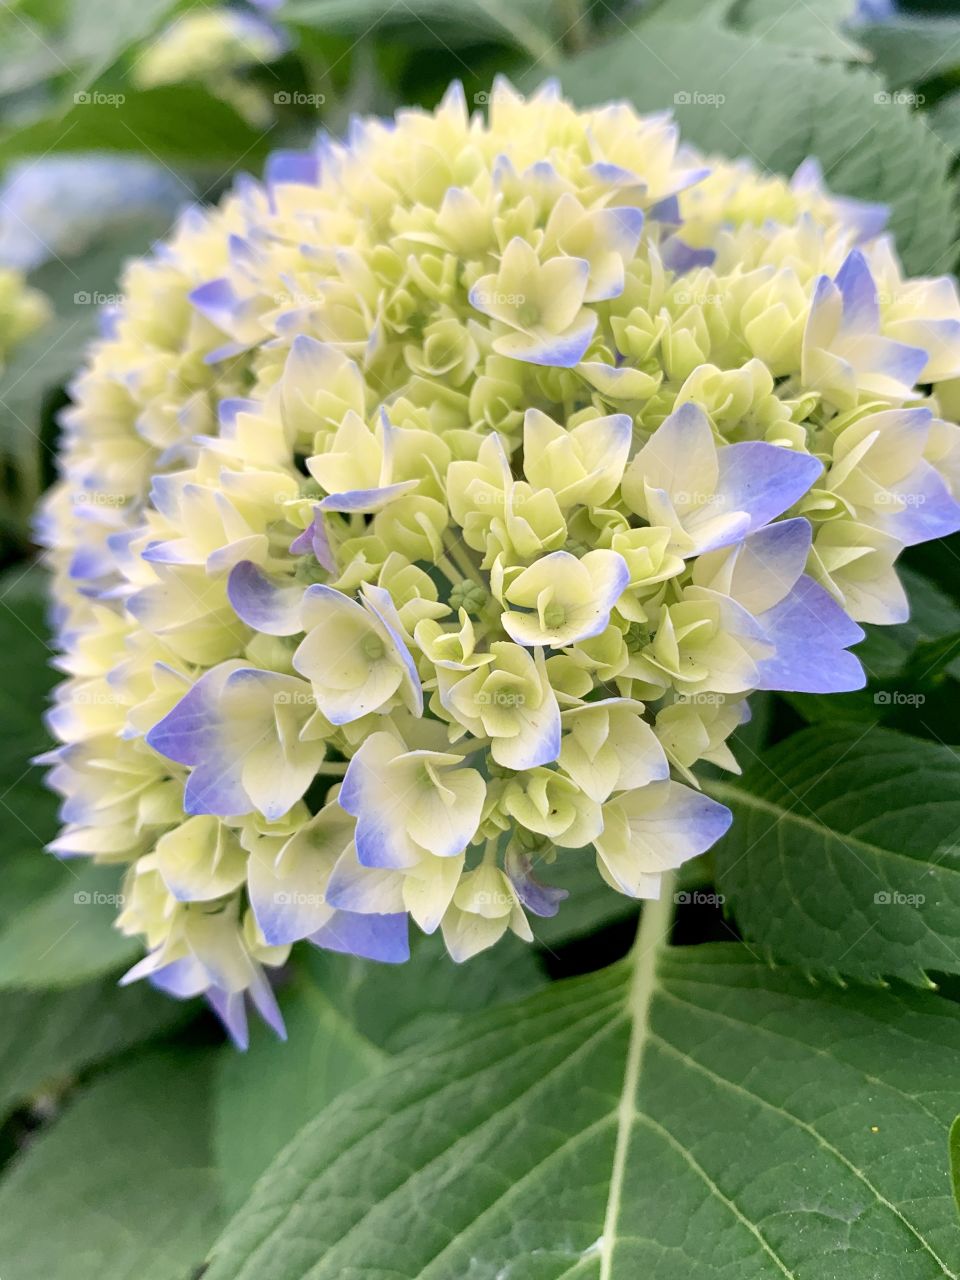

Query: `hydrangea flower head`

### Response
(0, 156, 187, 273)
(40, 79, 960, 1046)
(135, 7, 286, 87)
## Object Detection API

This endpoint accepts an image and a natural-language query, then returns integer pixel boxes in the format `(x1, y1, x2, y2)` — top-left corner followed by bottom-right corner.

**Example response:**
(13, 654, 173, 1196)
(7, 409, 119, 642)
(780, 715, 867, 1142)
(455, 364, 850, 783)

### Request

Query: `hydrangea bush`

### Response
(40, 80, 960, 1047)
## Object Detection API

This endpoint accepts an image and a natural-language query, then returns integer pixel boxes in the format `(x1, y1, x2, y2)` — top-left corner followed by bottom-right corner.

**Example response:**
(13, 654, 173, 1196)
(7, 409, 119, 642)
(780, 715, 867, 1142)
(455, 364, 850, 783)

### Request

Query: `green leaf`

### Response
(305, 929, 546, 1053)
(0, 566, 63, 922)
(859, 568, 960, 682)
(726, 0, 865, 59)
(556, 21, 957, 275)
(529, 848, 638, 949)
(0, 1050, 223, 1280)
(712, 724, 960, 985)
(0, 568, 140, 990)
(0, 565, 59, 772)
(205, 923, 960, 1278)
(0, 973, 189, 1119)
(928, 91, 960, 156)
(283, 0, 560, 61)
(0, 0, 178, 98)
(61, 0, 180, 90)
(0, 861, 140, 989)
(857, 19, 960, 89)
(951, 1115, 960, 1220)
(215, 934, 546, 1213)
(0, 84, 271, 166)
(215, 974, 386, 1217)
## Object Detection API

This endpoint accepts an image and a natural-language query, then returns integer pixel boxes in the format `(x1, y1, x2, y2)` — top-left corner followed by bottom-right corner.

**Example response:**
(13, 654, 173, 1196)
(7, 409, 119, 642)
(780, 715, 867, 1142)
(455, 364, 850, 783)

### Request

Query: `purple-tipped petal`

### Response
(289, 506, 336, 571)
(189, 278, 240, 331)
(316, 480, 417, 513)
(309, 910, 410, 963)
(183, 758, 249, 818)
(505, 845, 568, 918)
(716, 442, 823, 534)
(886, 463, 960, 546)
(265, 149, 319, 187)
(721, 517, 812, 614)
(361, 583, 424, 717)
(756, 574, 866, 693)
(836, 249, 880, 332)
(228, 560, 304, 635)
(248, 970, 287, 1041)
(661, 237, 716, 274)
(146, 666, 231, 765)
(207, 988, 249, 1050)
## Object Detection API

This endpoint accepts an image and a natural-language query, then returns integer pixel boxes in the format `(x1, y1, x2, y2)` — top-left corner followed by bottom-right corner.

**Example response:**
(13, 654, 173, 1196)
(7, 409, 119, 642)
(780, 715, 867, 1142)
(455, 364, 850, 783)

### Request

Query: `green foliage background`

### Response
(2, 0, 960, 1275)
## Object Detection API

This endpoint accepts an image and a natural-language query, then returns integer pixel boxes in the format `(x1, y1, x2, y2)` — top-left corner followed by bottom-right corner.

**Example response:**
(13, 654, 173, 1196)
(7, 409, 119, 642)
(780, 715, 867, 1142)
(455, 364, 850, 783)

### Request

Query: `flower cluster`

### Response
(0, 267, 49, 370)
(0, 156, 187, 274)
(134, 5, 287, 127)
(136, 6, 286, 87)
(40, 80, 960, 1045)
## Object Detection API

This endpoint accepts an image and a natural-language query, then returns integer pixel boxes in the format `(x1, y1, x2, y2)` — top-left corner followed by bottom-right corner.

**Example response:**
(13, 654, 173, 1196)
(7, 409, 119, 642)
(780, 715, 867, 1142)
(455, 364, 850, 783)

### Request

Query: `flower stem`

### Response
(444, 538, 482, 581)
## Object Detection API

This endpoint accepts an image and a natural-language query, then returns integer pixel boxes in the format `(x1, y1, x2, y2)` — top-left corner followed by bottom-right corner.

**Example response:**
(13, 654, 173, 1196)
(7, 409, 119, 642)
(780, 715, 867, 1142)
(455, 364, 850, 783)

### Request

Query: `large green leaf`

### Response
(857, 568, 960, 683)
(556, 21, 957, 276)
(929, 91, 960, 157)
(857, 18, 960, 89)
(726, 0, 865, 59)
(61, 0, 180, 90)
(0, 1050, 223, 1280)
(0, 83, 271, 165)
(0, 973, 188, 1119)
(216, 974, 385, 1217)
(0, 860, 140, 989)
(307, 929, 545, 1052)
(284, 0, 559, 61)
(215, 934, 547, 1212)
(205, 908, 960, 1279)
(712, 724, 960, 985)
(0, 0, 178, 98)
(0, 565, 64, 921)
